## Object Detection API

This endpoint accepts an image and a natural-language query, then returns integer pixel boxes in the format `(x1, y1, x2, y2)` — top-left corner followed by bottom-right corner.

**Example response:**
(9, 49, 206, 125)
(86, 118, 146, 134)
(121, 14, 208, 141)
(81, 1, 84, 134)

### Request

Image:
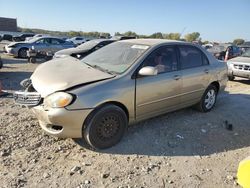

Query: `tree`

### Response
(150, 32, 163, 39)
(114, 32, 121, 36)
(233, 39, 245, 45)
(202, 40, 210, 45)
(164, 33, 181, 40)
(184, 32, 201, 42)
(123, 31, 137, 37)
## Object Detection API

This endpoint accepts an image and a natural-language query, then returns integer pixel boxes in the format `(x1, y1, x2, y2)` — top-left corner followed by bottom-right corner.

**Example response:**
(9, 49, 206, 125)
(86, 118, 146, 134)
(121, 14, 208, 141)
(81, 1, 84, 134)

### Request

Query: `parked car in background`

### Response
(54, 39, 115, 59)
(14, 39, 227, 149)
(1, 34, 13, 41)
(25, 34, 50, 41)
(12, 33, 35, 42)
(207, 44, 241, 60)
(4, 36, 75, 58)
(202, 43, 213, 50)
(66, 37, 86, 45)
(238, 41, 250, 53)
(227, 49, 250, 80)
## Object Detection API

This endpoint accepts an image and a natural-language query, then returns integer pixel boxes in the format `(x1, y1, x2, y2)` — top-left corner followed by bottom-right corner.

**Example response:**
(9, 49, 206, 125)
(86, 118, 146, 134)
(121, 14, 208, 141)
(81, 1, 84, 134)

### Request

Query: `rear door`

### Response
(135, 45, 182, 120)
(50, 38, 65, 52)
(178, 45, 211, 105)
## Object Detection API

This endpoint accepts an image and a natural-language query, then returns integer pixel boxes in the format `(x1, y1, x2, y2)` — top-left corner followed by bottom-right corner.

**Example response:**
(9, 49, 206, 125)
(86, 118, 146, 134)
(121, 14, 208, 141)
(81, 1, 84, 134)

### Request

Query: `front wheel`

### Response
(18, 48, 28, 58)
(83, 105, 128, 149)
(195, 85, 218, 112)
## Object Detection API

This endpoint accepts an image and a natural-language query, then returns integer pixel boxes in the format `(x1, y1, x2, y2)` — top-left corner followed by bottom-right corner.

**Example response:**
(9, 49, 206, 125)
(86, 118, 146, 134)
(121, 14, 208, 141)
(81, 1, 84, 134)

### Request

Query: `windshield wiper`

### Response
(83, 62, 116, 75)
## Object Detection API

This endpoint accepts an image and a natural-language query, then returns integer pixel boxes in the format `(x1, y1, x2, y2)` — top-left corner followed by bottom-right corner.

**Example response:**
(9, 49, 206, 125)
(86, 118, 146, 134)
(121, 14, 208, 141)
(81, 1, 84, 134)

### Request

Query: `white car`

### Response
(67, 37, 86, 45)
(25, 34, 50, 41)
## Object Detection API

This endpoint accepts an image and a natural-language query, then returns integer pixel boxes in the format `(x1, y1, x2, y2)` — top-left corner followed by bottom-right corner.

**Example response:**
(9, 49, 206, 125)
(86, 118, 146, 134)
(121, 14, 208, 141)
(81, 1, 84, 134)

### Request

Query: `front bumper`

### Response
(228, 68, 250, 79)
(32, 105, 93, 138)
(4, 46, 17, 56)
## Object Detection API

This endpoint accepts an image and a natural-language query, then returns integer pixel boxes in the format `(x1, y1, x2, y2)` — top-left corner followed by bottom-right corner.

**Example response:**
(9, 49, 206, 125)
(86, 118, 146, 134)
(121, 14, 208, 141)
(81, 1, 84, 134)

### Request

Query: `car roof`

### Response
(35, 36, 63, 40)
(117, 39, 186, 46)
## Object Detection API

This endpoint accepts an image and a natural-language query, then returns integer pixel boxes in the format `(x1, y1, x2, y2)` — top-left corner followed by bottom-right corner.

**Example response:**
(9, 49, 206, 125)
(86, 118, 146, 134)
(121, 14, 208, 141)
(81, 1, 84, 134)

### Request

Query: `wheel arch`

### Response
(18, 47, 29, 57)
(83, 101, 129, 130)
(209, 81, 220, 92)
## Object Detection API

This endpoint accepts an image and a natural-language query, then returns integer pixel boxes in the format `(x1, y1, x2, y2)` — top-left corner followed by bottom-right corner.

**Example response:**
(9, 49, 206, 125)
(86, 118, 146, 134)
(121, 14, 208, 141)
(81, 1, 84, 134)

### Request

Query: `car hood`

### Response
(8, 41, 31, 47)
(55, 47, 89, 56)
(228, 56, 250, 64)
(31, 56, 115, 97)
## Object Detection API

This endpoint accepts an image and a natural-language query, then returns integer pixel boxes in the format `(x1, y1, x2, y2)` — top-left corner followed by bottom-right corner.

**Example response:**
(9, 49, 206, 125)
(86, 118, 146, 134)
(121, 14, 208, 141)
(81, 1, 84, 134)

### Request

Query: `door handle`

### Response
(173, 75, 181, 80)
(204, 69, 209, 73)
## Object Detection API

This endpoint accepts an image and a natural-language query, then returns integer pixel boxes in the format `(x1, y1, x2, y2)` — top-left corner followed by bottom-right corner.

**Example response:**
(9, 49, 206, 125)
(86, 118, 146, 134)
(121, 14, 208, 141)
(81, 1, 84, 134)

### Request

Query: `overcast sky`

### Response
(0, 0, 249, 42)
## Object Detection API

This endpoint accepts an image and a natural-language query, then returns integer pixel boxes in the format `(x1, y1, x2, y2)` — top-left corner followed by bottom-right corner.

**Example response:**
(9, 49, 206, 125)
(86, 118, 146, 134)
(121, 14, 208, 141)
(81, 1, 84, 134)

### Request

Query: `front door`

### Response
(135, 46, 182, 120)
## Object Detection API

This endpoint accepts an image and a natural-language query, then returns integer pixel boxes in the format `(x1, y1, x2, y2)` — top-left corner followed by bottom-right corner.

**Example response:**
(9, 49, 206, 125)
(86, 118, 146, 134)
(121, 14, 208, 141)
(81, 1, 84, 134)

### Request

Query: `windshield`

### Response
(28, 37, 42, 43)
(81, 42, 150, 74)
(77, 40, 100, 50)
(242, 49, 250, 57)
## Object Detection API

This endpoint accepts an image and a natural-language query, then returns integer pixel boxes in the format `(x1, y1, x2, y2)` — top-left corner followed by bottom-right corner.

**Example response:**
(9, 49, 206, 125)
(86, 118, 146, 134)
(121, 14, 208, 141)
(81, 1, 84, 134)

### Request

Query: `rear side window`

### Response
(179, 46, 203, 69)
(51, 38, 64, 44)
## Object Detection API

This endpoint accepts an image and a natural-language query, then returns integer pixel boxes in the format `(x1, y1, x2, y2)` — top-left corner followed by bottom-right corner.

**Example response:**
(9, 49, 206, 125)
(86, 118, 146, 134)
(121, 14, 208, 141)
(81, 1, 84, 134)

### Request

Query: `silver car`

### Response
(14, 39, 227, 149)
(227, 49, 250, 80)
(4, 37, 74, 58)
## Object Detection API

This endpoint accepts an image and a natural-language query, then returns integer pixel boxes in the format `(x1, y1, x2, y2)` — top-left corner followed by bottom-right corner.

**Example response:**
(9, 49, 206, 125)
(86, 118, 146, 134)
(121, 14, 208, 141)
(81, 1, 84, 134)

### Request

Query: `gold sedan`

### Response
(14, 39, 228, 149)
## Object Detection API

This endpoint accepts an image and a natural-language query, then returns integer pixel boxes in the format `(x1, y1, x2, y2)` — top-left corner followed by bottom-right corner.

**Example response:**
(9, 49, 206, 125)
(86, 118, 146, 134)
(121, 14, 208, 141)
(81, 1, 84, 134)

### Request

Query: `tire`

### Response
(18, 48, 28, 58)
(84, 105, 128, 149)
(195, 85, 218, 112)
(30, 57, 36, 64)
(228, 76, 234, 81)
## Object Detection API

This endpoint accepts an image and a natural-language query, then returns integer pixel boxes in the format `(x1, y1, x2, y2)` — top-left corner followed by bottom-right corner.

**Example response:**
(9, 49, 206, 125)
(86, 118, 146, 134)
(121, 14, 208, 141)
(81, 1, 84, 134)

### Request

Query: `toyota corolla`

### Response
(14, 39, 227, 149)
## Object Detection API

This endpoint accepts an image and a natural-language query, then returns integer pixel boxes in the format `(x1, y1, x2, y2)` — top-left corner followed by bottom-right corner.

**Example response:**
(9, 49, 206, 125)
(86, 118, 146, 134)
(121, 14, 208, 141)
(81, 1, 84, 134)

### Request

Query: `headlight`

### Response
(44, 92, 74, 108)
(227, 61, 233, 67)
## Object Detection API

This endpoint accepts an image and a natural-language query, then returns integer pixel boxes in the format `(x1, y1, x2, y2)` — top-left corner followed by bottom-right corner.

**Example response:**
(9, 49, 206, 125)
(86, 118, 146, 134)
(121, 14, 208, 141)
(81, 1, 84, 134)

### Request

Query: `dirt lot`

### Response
(1, 41, 250, 188)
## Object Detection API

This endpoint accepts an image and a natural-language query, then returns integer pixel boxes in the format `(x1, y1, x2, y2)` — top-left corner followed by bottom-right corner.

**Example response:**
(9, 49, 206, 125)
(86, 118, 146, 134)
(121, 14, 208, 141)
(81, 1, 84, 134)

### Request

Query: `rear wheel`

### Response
(83, 105, 128, 149)
(18, 48, 28, 58)
(195, 85, 218, 112)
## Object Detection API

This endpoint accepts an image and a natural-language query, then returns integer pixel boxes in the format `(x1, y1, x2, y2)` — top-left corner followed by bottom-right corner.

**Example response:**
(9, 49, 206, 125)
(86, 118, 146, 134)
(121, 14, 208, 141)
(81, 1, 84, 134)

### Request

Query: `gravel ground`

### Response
(1, 41, 250, 188)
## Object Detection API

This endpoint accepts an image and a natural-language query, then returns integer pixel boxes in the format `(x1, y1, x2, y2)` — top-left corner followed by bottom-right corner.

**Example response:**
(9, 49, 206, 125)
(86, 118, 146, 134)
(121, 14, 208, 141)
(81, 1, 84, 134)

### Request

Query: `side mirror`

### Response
(138, 66, 158, 76)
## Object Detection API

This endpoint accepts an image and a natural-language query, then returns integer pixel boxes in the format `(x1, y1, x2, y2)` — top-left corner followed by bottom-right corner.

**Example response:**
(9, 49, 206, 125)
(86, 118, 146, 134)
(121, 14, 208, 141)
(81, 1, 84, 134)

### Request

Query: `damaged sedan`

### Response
(14, 39, 227, 149)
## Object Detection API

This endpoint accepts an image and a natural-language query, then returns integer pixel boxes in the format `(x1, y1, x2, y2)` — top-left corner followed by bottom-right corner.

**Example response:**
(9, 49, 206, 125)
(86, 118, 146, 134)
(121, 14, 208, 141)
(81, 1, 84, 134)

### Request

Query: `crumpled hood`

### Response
(228, 56, 250, 64)
(55, 47, 89, 56)
(31, 56, 115, 97)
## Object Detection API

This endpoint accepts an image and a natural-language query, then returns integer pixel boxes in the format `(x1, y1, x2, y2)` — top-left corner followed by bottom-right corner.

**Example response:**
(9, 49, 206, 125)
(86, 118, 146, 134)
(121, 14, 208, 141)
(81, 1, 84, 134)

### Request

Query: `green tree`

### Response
(114, 32, 121, 36)
(164, 33, 181, 40)
(123, 31, 137, 37)
(202, 40, 210, 45)
(233, 39, 245, 45)
(184, 32, 201, 42)
(150, 32, 163, 39)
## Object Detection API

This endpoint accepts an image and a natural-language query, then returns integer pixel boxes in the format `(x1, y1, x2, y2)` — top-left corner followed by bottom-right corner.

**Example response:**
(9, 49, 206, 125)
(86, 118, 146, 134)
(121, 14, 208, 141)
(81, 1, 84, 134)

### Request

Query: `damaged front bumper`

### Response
(14, 90, 92, 138)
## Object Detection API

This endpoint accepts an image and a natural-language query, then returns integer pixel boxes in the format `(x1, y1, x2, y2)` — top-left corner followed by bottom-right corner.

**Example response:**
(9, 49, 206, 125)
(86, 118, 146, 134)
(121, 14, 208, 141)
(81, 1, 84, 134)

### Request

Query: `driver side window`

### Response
(142, 46, 177, 74)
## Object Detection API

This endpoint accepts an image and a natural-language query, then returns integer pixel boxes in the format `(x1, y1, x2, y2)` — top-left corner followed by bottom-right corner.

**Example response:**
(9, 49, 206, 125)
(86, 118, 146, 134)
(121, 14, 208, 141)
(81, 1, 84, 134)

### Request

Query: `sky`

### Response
(0, 0, 249, 42)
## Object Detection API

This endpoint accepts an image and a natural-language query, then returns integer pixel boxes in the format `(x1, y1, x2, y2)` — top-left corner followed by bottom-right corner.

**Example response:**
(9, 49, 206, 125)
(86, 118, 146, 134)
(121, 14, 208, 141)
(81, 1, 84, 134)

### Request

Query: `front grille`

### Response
(234, 64, 250, 71)
(13, 91, 41, 106)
